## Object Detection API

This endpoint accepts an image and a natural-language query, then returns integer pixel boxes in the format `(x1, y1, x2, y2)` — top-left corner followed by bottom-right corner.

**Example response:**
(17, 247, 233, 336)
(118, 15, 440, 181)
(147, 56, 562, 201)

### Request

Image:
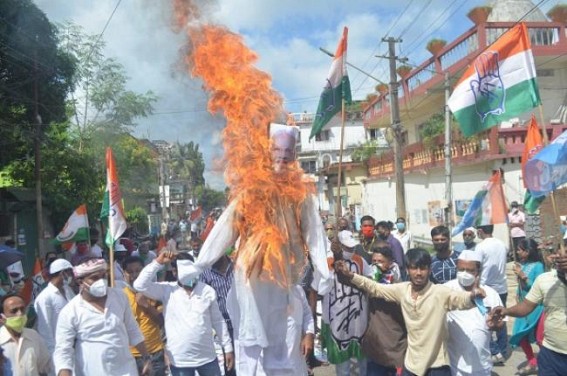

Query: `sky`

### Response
(32, 0, 560, 189)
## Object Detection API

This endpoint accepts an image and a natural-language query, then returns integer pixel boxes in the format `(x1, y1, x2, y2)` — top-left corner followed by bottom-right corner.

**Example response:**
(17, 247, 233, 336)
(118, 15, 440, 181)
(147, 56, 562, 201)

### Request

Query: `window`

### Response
(301, 160, 317, 174)
(368, 129, 382, 140)
(315, 130, 330, 141)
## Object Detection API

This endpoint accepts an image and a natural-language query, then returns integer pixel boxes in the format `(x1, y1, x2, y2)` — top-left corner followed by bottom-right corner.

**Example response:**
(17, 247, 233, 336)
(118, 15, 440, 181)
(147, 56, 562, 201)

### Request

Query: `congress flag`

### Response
(101, 147, 127, 248)
(522, 115, 545, 213)
(448, 23, 541, 137)
(53, 205, 89, 244)
(452, 170, 508, 236)
(310, 27, 352, 140)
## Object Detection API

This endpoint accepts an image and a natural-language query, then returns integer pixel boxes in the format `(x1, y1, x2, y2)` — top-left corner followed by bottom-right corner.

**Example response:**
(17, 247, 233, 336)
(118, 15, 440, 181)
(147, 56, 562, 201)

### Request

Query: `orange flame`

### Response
(173, 1, 313, 286)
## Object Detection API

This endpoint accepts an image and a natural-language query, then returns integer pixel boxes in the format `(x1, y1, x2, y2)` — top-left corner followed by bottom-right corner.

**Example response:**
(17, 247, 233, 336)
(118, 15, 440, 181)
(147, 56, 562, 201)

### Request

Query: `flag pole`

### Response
(536, 105, 564, 255)
(109, 243, 115, 287)
(336, 98, 346, 220)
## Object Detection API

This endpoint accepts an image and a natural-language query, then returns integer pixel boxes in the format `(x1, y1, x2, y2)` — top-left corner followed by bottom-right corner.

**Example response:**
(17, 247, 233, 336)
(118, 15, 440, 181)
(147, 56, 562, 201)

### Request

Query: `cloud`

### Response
(34, 0, 554, 191)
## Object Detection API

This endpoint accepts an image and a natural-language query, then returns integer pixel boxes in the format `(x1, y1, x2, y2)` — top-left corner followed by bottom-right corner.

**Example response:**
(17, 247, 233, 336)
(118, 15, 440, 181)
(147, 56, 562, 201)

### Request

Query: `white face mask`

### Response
(457, 271, 476, 287)
(87, 279, 108, 297)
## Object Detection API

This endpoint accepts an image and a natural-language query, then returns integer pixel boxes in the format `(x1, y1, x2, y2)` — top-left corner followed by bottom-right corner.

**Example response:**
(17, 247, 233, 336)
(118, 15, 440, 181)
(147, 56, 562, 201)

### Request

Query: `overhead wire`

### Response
(349, 1, 416, 103)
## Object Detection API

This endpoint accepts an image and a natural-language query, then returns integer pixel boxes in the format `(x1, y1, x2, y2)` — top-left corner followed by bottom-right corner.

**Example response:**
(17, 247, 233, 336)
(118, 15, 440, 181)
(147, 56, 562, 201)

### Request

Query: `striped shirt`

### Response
(200, 260, 234, 332)
(430, 250, 461, 284)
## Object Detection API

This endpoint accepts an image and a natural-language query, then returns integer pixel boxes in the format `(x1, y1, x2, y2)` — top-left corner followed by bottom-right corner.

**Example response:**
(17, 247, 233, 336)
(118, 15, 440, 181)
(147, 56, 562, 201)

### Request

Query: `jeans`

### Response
(335, 358, 367, 376)
(170, 360, 221, 376)
(367, 360, 397, 376)
(402, 365, 451, 376)
(135, 350, 166, 376)
(490, 293, 508, 356)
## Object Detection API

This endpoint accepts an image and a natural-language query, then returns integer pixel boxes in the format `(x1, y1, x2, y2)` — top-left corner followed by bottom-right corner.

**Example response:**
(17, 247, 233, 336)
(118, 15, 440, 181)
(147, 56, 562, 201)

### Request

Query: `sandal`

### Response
(517, 364, 538, 375)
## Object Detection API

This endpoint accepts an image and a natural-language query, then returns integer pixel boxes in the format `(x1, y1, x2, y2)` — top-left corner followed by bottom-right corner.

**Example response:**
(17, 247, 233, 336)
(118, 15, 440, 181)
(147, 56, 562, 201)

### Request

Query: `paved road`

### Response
(314, 262, 532, 376)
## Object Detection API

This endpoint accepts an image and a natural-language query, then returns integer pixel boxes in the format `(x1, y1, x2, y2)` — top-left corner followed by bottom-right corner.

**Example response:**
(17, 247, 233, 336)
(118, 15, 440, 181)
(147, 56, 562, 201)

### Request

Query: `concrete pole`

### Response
(384, 37, 406, 219)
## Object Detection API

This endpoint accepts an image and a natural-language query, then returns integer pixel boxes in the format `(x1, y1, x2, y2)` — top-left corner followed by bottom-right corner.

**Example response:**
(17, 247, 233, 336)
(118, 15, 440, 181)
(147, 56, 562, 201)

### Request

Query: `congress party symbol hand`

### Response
(469, 51, 505, 123)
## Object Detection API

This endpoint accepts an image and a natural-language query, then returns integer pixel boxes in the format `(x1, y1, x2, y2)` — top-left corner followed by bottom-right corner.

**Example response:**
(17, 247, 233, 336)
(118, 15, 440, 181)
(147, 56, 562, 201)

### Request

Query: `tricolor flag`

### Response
(101, 147, 127, 248)
(310, 26, 352, 140)
(525, 129, 567, 198)
(452, 170, 508, 236)
(53, 205, 90, 244)
(448, 23, 541, 137)
(522, 115, 546, 213)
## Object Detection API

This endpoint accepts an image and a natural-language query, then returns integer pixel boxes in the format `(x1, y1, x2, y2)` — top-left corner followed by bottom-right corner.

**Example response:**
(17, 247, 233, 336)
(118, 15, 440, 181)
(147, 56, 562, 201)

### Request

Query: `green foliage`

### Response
(170, 141, 205, 187)
(126, 206, 148, 233)
(195, 186, 226, 212)
(0, 0, 76, 169)
(351, 140, 380, 162)
(419, 112, 445, 149)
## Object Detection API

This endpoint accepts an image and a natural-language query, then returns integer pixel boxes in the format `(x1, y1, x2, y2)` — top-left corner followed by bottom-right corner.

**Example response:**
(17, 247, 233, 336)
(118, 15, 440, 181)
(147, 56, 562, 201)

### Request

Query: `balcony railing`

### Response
(364, 21, 567, 127)
(367, 124, 567, 179)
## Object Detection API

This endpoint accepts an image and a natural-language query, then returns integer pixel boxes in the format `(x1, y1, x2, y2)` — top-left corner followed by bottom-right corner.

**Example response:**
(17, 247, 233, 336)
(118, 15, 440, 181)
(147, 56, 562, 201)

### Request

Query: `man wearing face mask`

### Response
(0, 294, 52, 375)
(321, 230, 372, 376)
(54, 258, 151, 376)
(375, 221, 405, 275)
(430, 225, 461, 284)
(393, 217, 413, 254)
(134, 251, 234, 376)
(33, 259, 75, 356)
(444, 251, 503, 375)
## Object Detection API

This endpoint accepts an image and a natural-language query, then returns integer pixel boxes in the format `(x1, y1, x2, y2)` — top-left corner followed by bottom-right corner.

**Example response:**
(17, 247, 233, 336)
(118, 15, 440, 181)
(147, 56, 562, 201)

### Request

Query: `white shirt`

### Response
(0, 327, 52, 376)
(33, 282, 75, 354)
(90, 244, 104, 258)
(476, 237, 508, 294)
(134, 261, 232, 368)
(53, 288, 143, 376)
(444, 280, 503, 376)
(393, 230, 413, 254)
(114, 261, 125, 281)
(508, 210, 526, 238)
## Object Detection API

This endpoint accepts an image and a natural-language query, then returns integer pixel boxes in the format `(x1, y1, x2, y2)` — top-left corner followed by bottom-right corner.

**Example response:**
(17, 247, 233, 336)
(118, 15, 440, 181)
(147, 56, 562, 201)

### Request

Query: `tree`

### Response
(57, 22, 157, 150)
(0, 0, 75, 169)
(2, 21, 159, 230)
(170, 141, 205, 187)
(195, 186, 226, 213)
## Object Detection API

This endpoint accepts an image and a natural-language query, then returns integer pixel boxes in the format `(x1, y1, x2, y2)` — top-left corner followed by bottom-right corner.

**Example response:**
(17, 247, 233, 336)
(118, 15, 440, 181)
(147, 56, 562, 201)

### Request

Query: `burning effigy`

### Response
(171, 0, 331, 374)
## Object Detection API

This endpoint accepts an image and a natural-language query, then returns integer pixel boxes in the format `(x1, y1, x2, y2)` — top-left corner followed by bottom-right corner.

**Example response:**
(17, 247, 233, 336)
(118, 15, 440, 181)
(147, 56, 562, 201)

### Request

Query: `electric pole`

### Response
(444, 72, 453, 229)
(382, 37, 406, 219)
(34, 43, 45, 256)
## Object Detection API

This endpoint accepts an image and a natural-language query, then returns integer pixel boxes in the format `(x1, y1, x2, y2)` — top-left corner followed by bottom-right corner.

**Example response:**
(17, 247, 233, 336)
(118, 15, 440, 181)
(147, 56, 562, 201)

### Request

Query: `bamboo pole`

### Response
(335, 98, 347, 222)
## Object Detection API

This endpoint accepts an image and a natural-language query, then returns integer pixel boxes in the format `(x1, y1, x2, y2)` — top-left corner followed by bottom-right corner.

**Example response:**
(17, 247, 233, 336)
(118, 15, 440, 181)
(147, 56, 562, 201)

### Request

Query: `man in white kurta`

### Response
(444, 251, 503, 376)
(33, 259, 75, 355)
(53, 259, 149, 376)
(134, 255, 233, 374)
(183, 124, 331, 375)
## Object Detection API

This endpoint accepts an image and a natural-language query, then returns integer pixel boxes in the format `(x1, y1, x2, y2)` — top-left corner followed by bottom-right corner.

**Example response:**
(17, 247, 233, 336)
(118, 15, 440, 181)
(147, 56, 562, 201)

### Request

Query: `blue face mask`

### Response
(396, 223, 406, 231)
(182, 278, 198, 288)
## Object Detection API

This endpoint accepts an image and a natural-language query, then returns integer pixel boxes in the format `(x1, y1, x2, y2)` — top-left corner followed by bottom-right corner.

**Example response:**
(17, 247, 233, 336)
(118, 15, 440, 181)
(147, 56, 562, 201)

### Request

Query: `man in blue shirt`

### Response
(430, 225, 460, 284)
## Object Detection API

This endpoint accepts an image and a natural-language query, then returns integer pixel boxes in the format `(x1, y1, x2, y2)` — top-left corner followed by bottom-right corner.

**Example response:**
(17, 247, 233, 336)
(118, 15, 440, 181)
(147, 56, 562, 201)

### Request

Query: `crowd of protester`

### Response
(0, 202, 566, 376)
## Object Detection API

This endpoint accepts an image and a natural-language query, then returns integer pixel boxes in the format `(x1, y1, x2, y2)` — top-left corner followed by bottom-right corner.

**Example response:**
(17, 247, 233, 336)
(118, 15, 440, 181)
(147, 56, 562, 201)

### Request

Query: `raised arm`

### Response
(133, 255, 172, 302)
(335, 260, 402, 302)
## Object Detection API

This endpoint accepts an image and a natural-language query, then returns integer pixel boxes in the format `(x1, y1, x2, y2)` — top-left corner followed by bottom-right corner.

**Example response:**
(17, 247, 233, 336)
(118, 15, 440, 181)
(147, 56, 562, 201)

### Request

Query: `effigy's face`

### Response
(271, 132, 296, 174)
